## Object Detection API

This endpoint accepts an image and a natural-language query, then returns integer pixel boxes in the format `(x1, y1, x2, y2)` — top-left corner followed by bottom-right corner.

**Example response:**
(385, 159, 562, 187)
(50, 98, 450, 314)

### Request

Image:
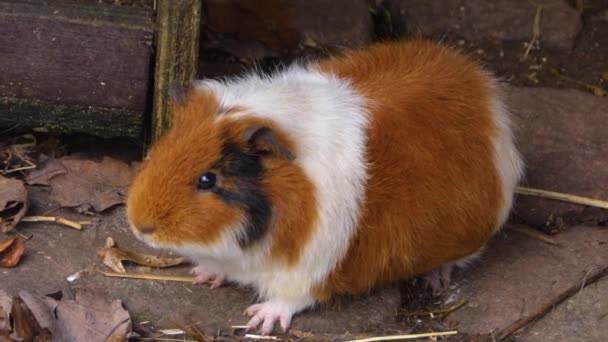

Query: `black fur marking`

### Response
(212, 143, 271, 247)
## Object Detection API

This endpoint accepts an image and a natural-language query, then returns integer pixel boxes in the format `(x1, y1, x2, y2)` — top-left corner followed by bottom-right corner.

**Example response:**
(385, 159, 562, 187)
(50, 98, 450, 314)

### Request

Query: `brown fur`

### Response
(128, 92, 317, 267)
(313, 40, 503, 301)
(127, 91, 241, 246)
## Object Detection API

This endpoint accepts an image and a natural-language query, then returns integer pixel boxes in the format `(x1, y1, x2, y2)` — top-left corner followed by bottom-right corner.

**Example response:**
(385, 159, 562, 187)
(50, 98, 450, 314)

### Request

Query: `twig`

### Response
(20, 215, 83, 230)
(139, 338, 197, 342)
(508, 225, 562, 247)
(346, 331, 458, 342)
(551, 69, 607, 96)
(494, 265, 608, 341)
(515, 186, 608, 210)
(244, 334, 278, 340)
(2, 162, 37, 174)
(399, 299, 467, 317)
(230, 325, 250, 329)
(522, 5, 542, 60)
(165, 316, 206, 342)
(96, 269, 195, 283)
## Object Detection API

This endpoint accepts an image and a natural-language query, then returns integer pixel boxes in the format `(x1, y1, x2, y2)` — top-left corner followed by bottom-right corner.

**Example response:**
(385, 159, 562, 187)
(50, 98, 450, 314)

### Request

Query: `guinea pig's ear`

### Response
(244, 126, 295, 160)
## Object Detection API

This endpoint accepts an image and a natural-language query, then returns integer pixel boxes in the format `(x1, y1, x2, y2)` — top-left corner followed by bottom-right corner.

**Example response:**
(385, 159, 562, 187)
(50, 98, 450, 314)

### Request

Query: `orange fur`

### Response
(127, 91, 242, 246)
(128, 95, 317, 267)
(263, 159, 317, 266)
(313, 40, 502, 301)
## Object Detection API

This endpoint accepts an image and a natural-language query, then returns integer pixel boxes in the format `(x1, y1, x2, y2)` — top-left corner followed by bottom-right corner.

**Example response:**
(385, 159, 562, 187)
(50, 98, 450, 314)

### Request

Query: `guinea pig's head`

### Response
(126, 86, 297, 257)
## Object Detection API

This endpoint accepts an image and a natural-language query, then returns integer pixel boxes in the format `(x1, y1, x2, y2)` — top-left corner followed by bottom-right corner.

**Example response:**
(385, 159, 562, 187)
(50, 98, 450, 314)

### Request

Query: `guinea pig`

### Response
(127, 39, 524, 335)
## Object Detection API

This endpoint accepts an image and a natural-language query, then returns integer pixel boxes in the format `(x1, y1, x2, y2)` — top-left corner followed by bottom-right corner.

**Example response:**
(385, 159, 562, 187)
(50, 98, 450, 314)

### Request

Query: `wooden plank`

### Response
(0, 97, 142, 138)
(0, 1, 154, 113)
(151, 0, 202, 141)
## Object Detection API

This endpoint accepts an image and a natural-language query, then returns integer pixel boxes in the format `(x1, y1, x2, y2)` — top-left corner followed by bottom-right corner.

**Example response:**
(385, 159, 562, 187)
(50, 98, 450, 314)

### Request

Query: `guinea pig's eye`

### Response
(197, 172, 217, 191)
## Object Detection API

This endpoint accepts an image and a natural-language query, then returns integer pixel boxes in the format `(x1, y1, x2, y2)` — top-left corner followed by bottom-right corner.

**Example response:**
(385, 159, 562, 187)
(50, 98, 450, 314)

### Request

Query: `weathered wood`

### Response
(0, 1, 154, 138)
(0, 97, 142, 138)
(151, 0, 202, 141)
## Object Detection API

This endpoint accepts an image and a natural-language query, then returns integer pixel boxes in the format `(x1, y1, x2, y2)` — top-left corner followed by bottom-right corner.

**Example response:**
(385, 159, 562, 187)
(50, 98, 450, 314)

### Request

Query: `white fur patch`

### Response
(488, 80, 525, 229)
(187, 64, 370, 303)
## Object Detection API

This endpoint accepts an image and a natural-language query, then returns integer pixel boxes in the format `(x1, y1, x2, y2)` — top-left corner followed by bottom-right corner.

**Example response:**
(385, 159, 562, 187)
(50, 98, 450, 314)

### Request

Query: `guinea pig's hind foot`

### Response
(190, 265, 225, 289)
(244, 298, 314, 335)
(422, 264, 453, 296)
(244, 302, 292, 335)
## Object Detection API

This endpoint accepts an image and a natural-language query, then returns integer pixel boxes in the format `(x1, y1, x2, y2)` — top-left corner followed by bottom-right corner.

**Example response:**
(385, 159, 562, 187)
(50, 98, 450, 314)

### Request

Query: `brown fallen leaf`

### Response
(34, 156, 139, 212)
(97, 237, 186, 273)
(0, 290, 11, 333)
(7, 289, 131, 342)
(0, 175, 28, 232)
(50, 288, 131, 341)
(602, 71, 608, 82)
(0, 238, 25, 268)
(16, 290, 55, 339)
(11, 296, 53, 341)
(24, 158, 67, 186)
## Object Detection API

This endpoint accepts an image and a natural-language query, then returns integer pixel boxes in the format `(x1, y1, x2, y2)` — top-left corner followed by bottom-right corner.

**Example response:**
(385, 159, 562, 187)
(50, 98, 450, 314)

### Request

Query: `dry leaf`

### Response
(97, 238, 185, 273)
(25, 158, 67, 186)
(42, 156, 138, 212)
(0, 238, 25, 268)
(18, 291, 56, 336)
(11, 296, 52, 341)
(602, 71, 608, 82)
(0, 290, 11, 333)
(49, 288, 131, 341)
(7, 289, 131, 342)
(0, 175, 28, 232)
(590, 85, 607, 97)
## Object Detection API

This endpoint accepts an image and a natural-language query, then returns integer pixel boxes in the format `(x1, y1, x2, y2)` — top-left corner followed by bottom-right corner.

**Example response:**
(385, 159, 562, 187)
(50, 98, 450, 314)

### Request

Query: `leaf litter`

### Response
(97, 237, 186, 273)
(0, 176, 28, 233)
(26, 155, 140, 212)
(0, 238, 25, 268)
(0, 289, 132, 342)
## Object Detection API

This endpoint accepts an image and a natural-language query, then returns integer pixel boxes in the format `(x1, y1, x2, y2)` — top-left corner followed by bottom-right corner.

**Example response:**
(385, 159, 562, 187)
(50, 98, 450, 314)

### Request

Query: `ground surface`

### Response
(2, 1, 608, 341)
(2, 188, 606, 340)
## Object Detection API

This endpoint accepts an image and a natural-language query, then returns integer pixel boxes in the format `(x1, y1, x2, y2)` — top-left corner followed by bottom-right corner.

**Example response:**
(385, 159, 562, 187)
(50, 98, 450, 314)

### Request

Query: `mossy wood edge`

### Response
(0, 1, 153, 138)
(151, 0, 202, 142)
(0, 97, 142, 138)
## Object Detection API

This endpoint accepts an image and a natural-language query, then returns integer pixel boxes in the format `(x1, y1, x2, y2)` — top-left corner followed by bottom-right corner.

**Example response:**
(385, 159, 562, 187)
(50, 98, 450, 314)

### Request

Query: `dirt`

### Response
(200, 1, 608, 98)
(452, 8, 608, 94)
(2, 185, 606, 340)
(1, 1, 607, 340)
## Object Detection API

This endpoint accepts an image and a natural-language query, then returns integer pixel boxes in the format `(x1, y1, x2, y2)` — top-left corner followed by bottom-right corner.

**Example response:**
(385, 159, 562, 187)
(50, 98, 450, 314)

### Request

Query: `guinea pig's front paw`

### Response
(244, 301, 296, 335)
(190, 265, 225, 289)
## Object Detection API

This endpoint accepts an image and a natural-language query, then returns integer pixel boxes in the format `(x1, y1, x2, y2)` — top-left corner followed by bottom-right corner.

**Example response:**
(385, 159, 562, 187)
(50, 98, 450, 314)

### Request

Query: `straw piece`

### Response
(21, 215, 83, 230)
(346, 330, 458, 342)
(96, 269, 195, 283)
(515, 186, 608, 209)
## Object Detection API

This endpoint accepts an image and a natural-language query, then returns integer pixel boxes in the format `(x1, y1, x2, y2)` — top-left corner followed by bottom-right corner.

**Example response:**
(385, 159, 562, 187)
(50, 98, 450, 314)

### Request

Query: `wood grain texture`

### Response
(0, 1, 154, 112)
(151, 0, 202, 141)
